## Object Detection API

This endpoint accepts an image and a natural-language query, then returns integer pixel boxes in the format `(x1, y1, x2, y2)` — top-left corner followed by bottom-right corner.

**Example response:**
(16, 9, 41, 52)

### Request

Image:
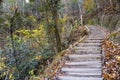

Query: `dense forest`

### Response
(0, 0, 120, 80)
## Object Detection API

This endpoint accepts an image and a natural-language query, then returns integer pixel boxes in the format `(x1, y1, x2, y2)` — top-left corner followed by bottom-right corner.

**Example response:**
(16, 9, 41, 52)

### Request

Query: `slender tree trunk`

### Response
(46, 0, 62, 52)
(52, 10, 62, 52)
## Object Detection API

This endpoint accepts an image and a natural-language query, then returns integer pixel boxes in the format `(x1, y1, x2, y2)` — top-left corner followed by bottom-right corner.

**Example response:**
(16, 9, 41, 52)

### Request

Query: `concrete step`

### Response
(74, 51, 101, 54)
(57, 76, 103, 80)
(68, 54, 102, 59)
(84, 39, 103, 43)
(65, 61, 102, 66)
(64, 63, 102, 68)
(74, 47, 101, 51)
(88, 36, 104, 38)
(78, 43, 101, 46)
(86, 38, 103, 40)
(61, 68, 102, 73)
(63, 72, 102, 77)
(69, 57, 101, 62)
(75, 50, 101, 53)
(75, 46, 101, 48)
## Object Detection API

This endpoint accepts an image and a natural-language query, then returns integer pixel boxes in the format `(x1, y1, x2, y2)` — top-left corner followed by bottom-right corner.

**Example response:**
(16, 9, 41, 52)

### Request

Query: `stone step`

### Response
(61, 68, 102, 73)
(75, 46, 101, 48)
(75, 50, 101, 53)
(88, 36, 104, 38)
(63, 72, 102, 77)
(84, 40, 103, 43)
(65, 61, 102, 66)
(74, 47, 101, 51)
(64, 64, 101, 68)
(77, 45, 101, 47)
(84, 41, 102, 43)
(57, 76, 103, 80)
(86, 38, 103, 40)
(69, 57, 101, 62)
(68, 54, 102, 59)
(77, 44, 101, 47)
(74, 51, 101, 54)
(78, 43, 101, 46)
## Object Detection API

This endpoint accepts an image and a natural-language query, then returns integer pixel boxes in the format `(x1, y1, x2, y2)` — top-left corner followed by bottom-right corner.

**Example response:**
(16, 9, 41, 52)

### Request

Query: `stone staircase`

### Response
(56, 26, 105, 80)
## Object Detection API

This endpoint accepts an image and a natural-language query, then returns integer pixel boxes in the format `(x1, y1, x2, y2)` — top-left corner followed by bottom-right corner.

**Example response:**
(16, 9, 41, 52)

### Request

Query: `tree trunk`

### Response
(46, 0, 62, 52)
(52, 10, 62, 52)
(52, 8, 62, 52)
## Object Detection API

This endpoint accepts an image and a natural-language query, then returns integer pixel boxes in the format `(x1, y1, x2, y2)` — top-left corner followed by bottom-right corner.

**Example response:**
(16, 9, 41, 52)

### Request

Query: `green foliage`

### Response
(40, 46, 55, 60)
(3, 37, 36, 79)
(1, 33, 51, 79)
(0, 0, 84, 79)
(0, 22, 53, 80)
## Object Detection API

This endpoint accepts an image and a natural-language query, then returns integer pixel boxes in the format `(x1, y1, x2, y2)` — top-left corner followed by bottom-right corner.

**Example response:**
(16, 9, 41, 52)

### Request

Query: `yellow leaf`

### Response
(116, 56, 120, 61)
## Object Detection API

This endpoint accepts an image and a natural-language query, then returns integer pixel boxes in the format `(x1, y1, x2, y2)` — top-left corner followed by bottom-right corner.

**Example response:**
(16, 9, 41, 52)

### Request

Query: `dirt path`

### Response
(55, 26, 105, 80)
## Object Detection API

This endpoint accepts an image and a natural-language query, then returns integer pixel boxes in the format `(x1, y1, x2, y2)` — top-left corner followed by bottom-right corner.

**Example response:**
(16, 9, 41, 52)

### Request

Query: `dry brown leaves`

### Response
(102, 38, 120, 80)
(44, 49, 72, 79)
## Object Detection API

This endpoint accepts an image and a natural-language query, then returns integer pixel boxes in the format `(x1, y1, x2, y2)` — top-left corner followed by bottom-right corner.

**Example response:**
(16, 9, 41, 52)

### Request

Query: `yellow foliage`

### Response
(28, 16, 36, 22)
(83, 0, 95, 12)
(16, 24, 45, 39)
(15, 24, 46, 49)
(62, 16, 68, 23)
(9, 6, 15, 11)
(9, 73, 13, 79)
(0, 57, 6, 71)
(38, 24, 44, 34)
(38, 24, 46, 39)
(32, 30, 39, 37)
(29, 70, 34, 75)
(62, 27, 65, 32)
(35, 55, 41, 60)
(116, 56, 120, 61)
(16, 30, 30, 38)
(59, 16, 68, 24)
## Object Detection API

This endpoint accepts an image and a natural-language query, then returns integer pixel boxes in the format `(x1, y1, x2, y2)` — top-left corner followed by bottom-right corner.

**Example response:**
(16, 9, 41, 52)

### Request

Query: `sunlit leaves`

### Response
(29, 69, 34, 76)
(0, 56, 7, 79)
(27, 16, 36, 23)
(0, 57, 6, 71)
(116, 56, 120, 61)
(16, 24, 45, 40)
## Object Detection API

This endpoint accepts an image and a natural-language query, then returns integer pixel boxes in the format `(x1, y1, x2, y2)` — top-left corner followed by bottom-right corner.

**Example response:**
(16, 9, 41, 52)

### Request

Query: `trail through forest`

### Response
(0, 0, 120, 80)
(55, 26, 106, 80)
